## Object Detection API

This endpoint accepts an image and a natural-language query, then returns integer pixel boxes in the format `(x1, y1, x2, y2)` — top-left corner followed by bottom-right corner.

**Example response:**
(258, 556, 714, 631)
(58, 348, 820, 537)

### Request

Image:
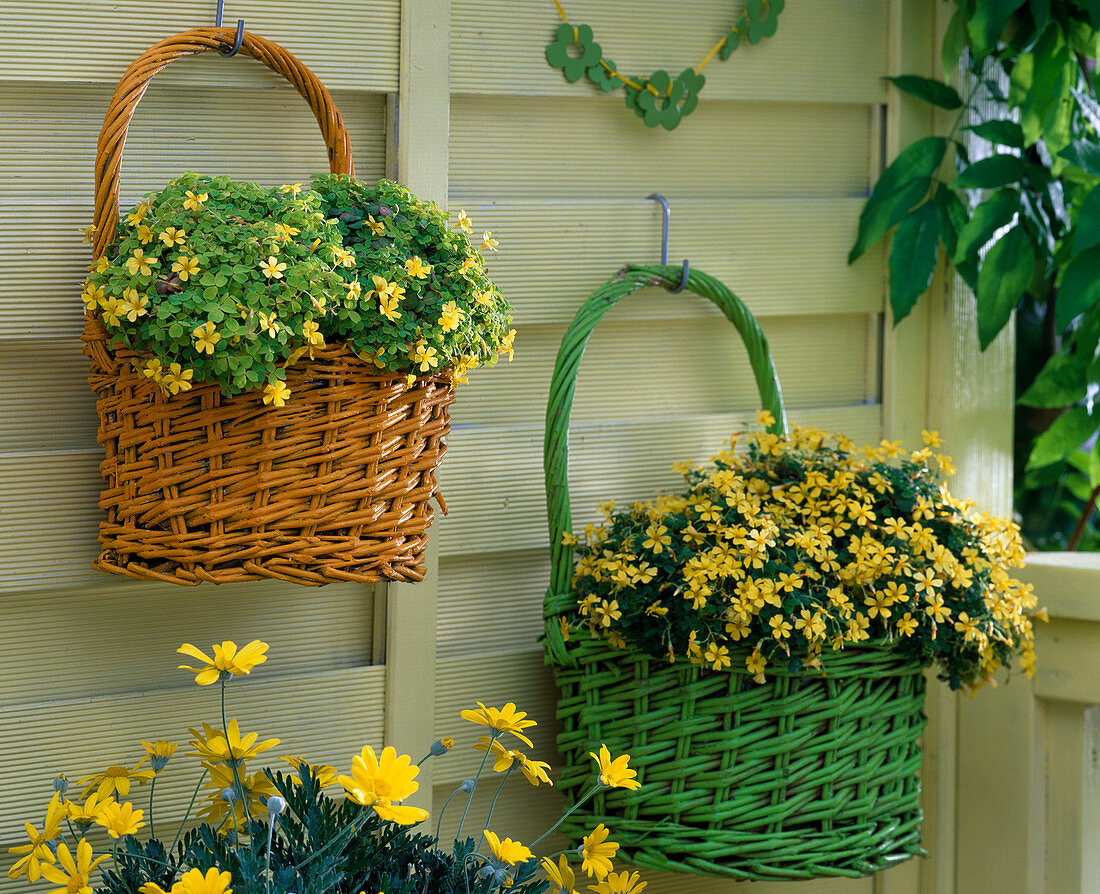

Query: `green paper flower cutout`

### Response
(746, 0, 785, 44)
(635, 70, 686, 131)
(677, 68, 706, 118)
(546, 22, 603, 83)
(719, 16, 747, 60)
(588, 58, 621, 93)
(624, 81, 647, 119)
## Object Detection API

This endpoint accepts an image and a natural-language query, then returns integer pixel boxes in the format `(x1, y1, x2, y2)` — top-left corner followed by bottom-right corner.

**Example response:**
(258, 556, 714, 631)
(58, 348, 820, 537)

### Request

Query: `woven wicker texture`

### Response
(84, 29, 453, 586)
(542, 265, 926, 878)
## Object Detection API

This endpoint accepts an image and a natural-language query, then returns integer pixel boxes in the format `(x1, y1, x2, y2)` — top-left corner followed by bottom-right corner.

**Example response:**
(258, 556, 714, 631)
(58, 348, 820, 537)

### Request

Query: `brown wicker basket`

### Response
(83, 28, 454, 586)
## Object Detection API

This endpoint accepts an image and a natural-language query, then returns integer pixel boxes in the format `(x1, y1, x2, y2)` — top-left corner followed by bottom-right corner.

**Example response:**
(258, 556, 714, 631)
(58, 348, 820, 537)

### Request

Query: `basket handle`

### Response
(542, 264, 787, 664)
(91, 26, 355, 260)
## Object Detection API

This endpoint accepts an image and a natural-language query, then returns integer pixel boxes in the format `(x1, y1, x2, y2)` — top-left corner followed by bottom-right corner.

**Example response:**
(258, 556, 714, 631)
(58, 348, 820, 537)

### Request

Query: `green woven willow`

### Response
(542, 264, 927, 880)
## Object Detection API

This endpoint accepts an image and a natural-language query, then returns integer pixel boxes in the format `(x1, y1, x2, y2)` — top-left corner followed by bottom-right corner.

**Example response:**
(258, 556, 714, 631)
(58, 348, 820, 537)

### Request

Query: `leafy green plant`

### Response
(562, 422, 1042, 692)
(311, 176, 515, 383)
(849, 0, 1100, 549)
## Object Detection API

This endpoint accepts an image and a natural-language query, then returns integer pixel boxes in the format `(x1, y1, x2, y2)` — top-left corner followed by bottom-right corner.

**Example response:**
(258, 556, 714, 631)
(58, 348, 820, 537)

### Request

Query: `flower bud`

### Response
(430, 737, 455, 756)
(53, 773, 69, 794)
(220, 787, 238, 804)
(267, 795, 287, 816)
(460, 778, 476, 793)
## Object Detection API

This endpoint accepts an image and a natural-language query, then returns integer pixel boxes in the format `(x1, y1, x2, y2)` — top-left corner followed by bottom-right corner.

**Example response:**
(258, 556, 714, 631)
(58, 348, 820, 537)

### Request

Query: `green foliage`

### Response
(96, 768, 547, 894)
(851, 0, 1100, 550)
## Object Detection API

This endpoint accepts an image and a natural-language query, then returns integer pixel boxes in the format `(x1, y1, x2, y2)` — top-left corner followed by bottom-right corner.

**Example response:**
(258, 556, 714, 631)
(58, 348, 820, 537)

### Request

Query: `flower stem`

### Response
(265, 814, 277, 894)
(455, 733, 498, 841)
(434, 784, 467, 842)
(221, 678, 255, 837)
(530, 783, 603, 848)
(148, 773, 158, 841)
(477, 765, 514, 854)
(168, 767, 209, 861)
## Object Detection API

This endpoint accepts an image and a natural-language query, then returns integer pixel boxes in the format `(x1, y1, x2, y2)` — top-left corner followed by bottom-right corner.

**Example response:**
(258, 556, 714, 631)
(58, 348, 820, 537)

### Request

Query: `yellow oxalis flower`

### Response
(127, 202, 149, 225)
(263, 380, 292, 408)
(366, 214, 385, 236)
(302, 319, 324, 347)
(258, 311, 280, 337)
(159, 226, 186, 247)
(480, 230, 499, 251)
(189, 718, 280, 766)
(280, 183, 303, 196)
(173, 255, 201, 282)
(409, 343, 439, 373)
(334, 247, 355, 268)
(38, 839, 107, 894)
(460, 702, 537, 747)
(78, 762, 154, 801)
(439, 301, 464, 332)
(125, 249, 156, 277)
(136, 224, 155, 245)
(379, 293, 402, 322)
(405, 255, 432, 279)
(483, 830, 533, 865)
(460, 256, 480, 274)
(100, 296, 124, 327)
(590, 869, 648, 894)
(183, 190, 209, 211)
(541, 854, 577, 894)
(193, 321, 221, 355)
(346, 280, 362, 301)
(336, 745, 429, 825)
(260, 256, 287, 279)
(162, 362, 194, 395)
(6, 792, 66, 882)
(177, 639, 269, 685)
(120, 288, 150, 322)
(580, 823, 618, 880)
(80, 223, 98, 244)
(589, 744, 640, 790)
(95, 800, 145, 839)
(454, 210, 473, 234)
(499, 327, 516, 361)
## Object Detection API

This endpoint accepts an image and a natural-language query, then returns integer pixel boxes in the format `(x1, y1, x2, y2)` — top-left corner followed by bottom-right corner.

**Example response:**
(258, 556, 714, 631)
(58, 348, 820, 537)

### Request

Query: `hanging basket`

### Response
(84, 29, 454, 586)
(542, 265, 927, 879)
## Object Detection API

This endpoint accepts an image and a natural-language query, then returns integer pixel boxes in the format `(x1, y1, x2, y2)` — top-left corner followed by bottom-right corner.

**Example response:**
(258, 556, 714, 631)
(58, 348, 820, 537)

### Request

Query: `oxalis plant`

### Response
(850, 0, 1100, 549)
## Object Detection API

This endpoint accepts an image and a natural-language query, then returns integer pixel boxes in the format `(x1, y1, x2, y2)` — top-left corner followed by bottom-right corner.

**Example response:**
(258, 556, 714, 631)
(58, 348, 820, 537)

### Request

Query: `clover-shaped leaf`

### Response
(546, 22, 603, 83)
(635, 70, 686, 130)
(677, 68, 706, 118)
(624, 81, 648, 120)
(588, 58, 622, 93)
(719, 16, 747, 60)
(746, 0, 785, 44)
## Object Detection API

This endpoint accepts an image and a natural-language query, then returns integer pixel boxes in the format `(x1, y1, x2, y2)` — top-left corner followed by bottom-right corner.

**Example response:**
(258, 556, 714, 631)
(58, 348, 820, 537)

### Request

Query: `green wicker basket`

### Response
(542, 265, 928, 880)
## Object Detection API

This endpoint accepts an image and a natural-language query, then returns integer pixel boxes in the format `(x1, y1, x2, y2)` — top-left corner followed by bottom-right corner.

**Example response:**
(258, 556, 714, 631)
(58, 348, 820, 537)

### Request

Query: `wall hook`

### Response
(216, 0, 245, 57)
(646, 193, 690, 293)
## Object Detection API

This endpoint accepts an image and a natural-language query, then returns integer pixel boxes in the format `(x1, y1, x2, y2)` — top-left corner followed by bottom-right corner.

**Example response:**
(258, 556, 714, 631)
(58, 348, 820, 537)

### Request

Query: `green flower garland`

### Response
(546, 0, 785, 131)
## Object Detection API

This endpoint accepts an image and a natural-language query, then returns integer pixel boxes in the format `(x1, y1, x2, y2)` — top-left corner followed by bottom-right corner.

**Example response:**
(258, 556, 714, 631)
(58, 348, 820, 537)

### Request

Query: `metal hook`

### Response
(646, 193, 690, 293)
(216, 0, 245, 57)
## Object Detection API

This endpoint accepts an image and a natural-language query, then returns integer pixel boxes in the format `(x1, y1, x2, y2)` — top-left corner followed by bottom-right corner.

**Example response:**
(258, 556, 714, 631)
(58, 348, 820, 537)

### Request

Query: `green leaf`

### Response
(1074, 185, 1100, 256)
(942, 7, 969, 74)
(952, 189, 1020, 263)
(849, 137, 947, 263)
(968, 0, 1028, 54)
(1027, 406, 1099, 469)
(951, 154, 1029, 189)
(884, 75, 963, 109)
(1060, 140, 1100, 177)
(1056, 244, 1100, 331)
(888, 201, 941, 325)
(1018, 351, 1088, 407)
(976, 225, 1035, 349)
(935, 183, 968, 259)
(965, 119, 1026, 148)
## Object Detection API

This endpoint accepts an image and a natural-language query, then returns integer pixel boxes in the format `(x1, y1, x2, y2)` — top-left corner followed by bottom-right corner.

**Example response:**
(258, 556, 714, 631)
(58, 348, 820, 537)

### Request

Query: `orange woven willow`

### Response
(83, 28, 454, 586)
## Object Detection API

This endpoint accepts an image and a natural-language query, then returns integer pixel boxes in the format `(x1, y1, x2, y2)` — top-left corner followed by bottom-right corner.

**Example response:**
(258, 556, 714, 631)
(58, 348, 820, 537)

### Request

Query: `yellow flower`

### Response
(100, 296, 124, 327)
(379, 293, 402, 321)
(38, 839, 107, 894)
(454, 210, 473, 233)
(91, 256, 111, 273)
(144, 866, 233, 894)
(125, 249, 156, 277)
(336, 745, 429, 825)
(160, 226, 186, 247)
(756, 409, 776, 427)
(189, 718, 280, 766)
(405, 255, 433, 278)
(580, 824, 618, 879)
(80, 223, 98, 244)
(922, 429, 943, 448)
(334, 247, 355, 268)
(280, 183, 303, 195)
(183, 190, 209, 211)
(474, 288, 494, 306)
(518, 754, 553, 787)
(409, 343, 439, 372)
(481, 230, 500, 251)
(542, 854, 577, 894)
(197, 765, 276, 828)
(257, 311, 280, 337)
(142, 358, 164, 382)
(460, 702, 537, 747)
(173, 255, 201, 281)
(954, 611, 981, 641)
(769, 614, 792, 640)
(78, 762, 154, 801)
(7, 793, 67, 882)
(302, 320, 324, 347)
(896, 612, 918, 637)
(438, 300, 464, 332)
(137, 224, 155, 244)
(177, 640, 269, 685)
(141, 739, 178, 772)
(460, 256, 480, 274)
(260, 256, 287, 279)
(474, 736, 521, 773)
(120, 288, 150, 322)
(746, 649, 767, 683)
(589, 744, 640, 790)
(366, 214, 385, 236)
(346, 280, 363, 301)
(95, 800, 145, 838)
(275, 222, 300, 241)
(499, 327, 516, 361)
(127, 202, 149, 225)
(281, 754, 338, 788)
(192, 321, 221, 355)
(704, 642, 732, 670)
(483, 830, 533, 865)
(262, 379, 291, 407)
(67, 793, 114, 830)
(590, 870, 647, 894)
(81, 283, 104, 311)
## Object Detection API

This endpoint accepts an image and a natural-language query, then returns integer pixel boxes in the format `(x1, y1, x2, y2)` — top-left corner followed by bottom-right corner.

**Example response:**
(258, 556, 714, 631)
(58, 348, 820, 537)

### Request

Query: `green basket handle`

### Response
(542, 264, 787, 665)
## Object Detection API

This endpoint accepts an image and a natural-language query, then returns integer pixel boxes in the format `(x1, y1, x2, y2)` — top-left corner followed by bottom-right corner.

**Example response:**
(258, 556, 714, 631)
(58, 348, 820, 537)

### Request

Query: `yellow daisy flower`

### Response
(336, 745, 428, 825)
(38, 839, 107, 894)
(580, 823, 618, 879)
(589, 744, 640, 790)
(77, 762, 154, 801)
(95, 800, 145, 839)
(460, 702, 537, 747)
(176, 639, 269, 685)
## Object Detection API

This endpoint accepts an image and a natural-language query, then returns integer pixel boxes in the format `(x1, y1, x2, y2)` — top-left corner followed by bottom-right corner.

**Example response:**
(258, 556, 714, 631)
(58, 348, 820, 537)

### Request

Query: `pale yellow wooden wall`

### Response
(0, 3, 953, 894)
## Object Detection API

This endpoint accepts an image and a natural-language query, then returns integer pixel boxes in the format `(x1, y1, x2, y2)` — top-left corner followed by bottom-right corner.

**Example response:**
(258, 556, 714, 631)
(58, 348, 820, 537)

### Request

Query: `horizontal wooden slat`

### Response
(1020, 553, 1100, 624)
(1034, 618, 1100, 704)
(0, 340, 97, 452)
(450, 95, 873, 201)
(436, 404, 882, 558)
(453, 0, 887, 104)
(1, 582, 375, 702)
(0, 665, 387, 879)
(461, 199, 885, 324)
(453, 313, 874, 428)
(0, 1, 400, 91)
